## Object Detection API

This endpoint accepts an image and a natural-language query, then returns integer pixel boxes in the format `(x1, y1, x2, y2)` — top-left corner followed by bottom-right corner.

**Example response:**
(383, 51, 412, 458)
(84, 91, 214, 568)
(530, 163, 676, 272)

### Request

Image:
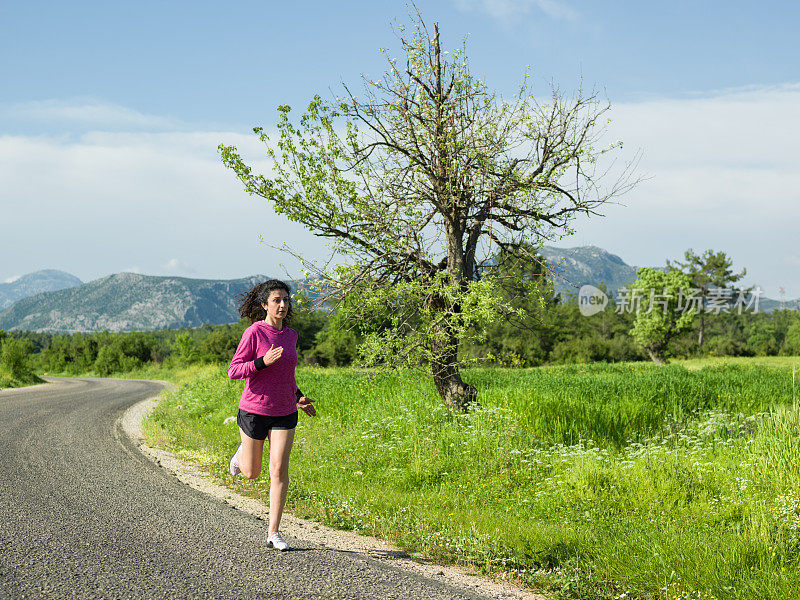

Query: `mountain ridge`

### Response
(539, 245, 794, 312)
(0, 269, 83, 310)
(0, 271, 270, 333)
(1, 247, 792, 333)
(539, 245, 641, 299)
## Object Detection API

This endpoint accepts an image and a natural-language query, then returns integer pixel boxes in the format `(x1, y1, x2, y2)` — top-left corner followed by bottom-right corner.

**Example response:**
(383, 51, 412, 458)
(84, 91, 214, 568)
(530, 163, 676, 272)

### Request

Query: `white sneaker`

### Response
(267, 531, 290, 551)
(229, 443, 242, 477)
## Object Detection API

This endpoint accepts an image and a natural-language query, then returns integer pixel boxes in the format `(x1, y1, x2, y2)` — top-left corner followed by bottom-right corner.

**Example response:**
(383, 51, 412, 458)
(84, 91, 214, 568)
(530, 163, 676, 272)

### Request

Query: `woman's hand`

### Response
(297, 396, 316, 417)
(261, 343, 283, 367)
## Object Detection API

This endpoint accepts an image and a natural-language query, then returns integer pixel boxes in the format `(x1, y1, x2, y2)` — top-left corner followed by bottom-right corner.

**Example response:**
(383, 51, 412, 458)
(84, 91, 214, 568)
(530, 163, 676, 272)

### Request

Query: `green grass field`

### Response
(140, 358, 800, 600)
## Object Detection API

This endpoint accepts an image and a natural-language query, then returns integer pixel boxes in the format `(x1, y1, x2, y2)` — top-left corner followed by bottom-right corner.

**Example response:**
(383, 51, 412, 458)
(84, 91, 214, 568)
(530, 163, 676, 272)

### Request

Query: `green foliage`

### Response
(748, 317, 781, 356)
(781, 314, 800, 355)
(352, 274, 507, 369)
(704, 334, 752, 357)
(667, 248, 747, 292)
(629, 268, 695, 364)
(307, 321, 360, 367)
(549, 333, 642, 364)
(94, 344, 140, 376)
(23, 313, 333, 376)
(462, 269, 646, 367)
(218, 11, 636, 408)
(1, 335, 34, 377)
(0, 333, 45, 388)
(289, 308, 330, 357)
(37, 330, 167, 375)
(168, 332, 202, 364)
(667, 248, 748, 352)
(464, 246, 554, 367)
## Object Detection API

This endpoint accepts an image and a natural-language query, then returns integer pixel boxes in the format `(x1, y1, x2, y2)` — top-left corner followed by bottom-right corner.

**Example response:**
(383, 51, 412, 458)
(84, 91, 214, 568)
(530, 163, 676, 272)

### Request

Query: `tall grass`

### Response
(471, 363, 793, 448)
(143, 361, 800, 599)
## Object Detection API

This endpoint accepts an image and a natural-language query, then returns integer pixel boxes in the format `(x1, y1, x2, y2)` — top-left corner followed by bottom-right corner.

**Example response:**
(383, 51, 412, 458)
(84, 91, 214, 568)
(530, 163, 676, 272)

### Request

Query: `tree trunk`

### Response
(429, 311, 477, 411)
(647, 347, 666, 365)
(432, 361, 477, 412)
(698, 313, 705, 348)
(697, 289, 706, 348)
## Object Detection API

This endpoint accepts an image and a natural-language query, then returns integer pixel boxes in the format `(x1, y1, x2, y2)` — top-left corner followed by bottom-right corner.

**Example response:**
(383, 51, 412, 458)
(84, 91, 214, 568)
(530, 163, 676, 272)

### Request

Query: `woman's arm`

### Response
(228, 328, 258, 380)
(229, 333, 284, 380)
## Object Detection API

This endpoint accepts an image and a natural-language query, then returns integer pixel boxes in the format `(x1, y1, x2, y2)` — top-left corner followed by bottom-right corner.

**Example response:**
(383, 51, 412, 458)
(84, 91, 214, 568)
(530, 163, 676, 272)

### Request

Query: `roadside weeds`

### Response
(119, 393, 548, 600)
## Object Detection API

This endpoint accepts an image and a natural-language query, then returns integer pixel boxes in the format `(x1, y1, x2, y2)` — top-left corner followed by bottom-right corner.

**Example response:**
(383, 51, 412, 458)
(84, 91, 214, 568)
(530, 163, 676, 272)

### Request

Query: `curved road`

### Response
(0, 377, 496, 600)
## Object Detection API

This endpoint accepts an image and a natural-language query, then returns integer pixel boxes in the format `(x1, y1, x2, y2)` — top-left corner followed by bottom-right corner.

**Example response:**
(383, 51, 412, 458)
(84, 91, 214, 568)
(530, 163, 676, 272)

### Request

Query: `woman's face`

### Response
(261, 289, 290, 321)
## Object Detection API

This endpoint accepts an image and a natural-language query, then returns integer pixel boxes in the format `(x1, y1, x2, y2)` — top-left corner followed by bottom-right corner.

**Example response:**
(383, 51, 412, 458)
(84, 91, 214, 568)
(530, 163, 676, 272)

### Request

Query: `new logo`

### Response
(578, 285, 608, 316)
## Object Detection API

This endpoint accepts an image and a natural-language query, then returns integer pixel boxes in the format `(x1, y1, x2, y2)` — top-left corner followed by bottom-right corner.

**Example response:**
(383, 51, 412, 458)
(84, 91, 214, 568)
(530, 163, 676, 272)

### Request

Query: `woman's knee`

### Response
(240, 459, 262, 479)
(269, 460, 289, 481)
(242, 467, 262, 480)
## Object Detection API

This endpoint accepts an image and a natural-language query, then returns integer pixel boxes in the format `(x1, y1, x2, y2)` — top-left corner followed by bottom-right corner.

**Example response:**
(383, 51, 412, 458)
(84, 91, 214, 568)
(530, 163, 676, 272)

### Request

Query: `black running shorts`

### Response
(237, 409, 298, 440)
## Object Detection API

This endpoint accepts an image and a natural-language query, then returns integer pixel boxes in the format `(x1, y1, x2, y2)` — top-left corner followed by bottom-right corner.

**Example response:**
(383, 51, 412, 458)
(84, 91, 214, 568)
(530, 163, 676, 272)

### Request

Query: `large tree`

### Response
(666, 248, 747, 348)
(629, 268, 695, 365)
(219, 13, 638, 410)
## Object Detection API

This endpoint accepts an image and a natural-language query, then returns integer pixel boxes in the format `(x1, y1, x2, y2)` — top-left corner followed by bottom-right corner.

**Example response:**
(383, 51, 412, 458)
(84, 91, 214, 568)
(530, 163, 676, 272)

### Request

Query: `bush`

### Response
(746, 316, 782, 356)
(306, 325, 360, 366)
(168, 332, 202, 364)
(199, 327, 241, 362)
(1, 336, 34, 377)
(94, 344, 141, 376)
(549, 334, 643, 364)
(705, 335, 752, 357)
(550, 335, 608, 363)
(781, 318, 800, 355)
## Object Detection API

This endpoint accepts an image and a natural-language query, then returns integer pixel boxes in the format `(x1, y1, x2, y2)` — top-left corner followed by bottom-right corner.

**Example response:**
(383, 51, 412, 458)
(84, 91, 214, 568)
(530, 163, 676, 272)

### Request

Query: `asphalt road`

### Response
(0, 377, 496, 600)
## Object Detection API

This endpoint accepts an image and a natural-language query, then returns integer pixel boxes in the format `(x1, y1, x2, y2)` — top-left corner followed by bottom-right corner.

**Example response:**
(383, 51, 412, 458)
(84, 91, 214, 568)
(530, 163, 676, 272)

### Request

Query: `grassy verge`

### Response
(0, 366, 45, 389)
(139, 359, 800, 600)
(36, 363, 208, 387)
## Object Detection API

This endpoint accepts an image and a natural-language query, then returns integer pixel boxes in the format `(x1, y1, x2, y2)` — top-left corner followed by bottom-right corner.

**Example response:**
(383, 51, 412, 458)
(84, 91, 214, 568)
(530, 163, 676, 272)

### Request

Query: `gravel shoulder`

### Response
(121, 389, 548, 600)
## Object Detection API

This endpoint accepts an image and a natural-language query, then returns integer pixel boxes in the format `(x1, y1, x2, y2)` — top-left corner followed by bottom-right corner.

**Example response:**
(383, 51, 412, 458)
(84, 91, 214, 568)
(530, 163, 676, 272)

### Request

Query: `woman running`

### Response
(227, 279, 316, 551)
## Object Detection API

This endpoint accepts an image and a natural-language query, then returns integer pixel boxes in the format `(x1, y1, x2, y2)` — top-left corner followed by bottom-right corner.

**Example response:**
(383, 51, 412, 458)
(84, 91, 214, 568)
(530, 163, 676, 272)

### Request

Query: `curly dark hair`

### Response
(236, 279, 293, 325)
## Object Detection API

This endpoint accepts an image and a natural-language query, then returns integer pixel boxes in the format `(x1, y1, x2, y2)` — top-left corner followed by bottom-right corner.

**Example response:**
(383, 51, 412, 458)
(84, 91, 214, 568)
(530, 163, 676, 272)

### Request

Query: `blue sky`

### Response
(1, 1, 799, 296)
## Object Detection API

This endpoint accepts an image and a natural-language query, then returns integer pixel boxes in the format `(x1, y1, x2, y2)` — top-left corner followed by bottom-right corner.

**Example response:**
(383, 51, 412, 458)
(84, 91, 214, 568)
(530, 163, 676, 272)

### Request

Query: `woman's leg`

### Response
(238, 427, 265, 479)
(266, 427, 295, 535)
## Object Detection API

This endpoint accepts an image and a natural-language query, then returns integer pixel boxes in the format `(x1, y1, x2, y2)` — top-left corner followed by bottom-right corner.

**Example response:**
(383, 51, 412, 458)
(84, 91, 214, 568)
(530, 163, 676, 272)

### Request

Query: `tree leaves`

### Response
(218, 11, 638, 406)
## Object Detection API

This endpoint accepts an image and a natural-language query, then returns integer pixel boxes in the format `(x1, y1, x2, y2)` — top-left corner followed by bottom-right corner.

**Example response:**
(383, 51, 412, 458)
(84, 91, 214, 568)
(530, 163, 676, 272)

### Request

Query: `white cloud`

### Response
(0, 123, 326, 284)
(163, 258, 196, 274)
(1, 88, 798, 296)
(1, 99, 179, 130)
(4, 275, 20, 283)
(561, 82, 800, 296)
(610, 83, 800, 171)
(454, 0, 578, 21)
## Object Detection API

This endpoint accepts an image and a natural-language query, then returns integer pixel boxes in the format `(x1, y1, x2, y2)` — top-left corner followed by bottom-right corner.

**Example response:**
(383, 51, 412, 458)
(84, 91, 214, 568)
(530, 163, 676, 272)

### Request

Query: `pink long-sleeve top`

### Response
(228, 320, 299, 416)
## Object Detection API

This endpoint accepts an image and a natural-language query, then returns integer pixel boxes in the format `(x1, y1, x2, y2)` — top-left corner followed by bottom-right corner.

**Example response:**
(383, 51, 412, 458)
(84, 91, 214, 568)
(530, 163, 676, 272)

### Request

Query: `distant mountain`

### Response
(2, 253, 792, 333)
(538, 245, 648, 299)
(757, 298, 800, 312)
(0, 269, 83, 310)
(0, 272, 270, 333)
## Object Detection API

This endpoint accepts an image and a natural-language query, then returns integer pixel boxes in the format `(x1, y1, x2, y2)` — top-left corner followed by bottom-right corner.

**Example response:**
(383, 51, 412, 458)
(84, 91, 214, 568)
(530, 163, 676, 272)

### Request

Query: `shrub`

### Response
(1, 336, 34, 377)
(706, 335, 752, 357)
(94, 344, 141, 376)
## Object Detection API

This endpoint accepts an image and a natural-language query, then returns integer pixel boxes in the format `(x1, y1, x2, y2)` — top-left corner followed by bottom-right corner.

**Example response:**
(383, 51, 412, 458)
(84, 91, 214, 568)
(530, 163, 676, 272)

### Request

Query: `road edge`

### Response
(119, 388, 548, 600)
